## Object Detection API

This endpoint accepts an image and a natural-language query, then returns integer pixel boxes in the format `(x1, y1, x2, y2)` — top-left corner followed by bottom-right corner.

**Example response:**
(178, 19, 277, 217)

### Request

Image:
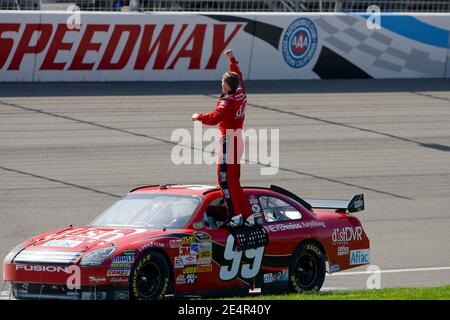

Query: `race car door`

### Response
(197, 195, 262, 293)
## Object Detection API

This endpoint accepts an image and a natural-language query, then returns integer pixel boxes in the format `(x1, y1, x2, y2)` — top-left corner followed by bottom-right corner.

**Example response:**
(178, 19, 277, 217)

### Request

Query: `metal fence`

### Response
(1, 0, 450, 12)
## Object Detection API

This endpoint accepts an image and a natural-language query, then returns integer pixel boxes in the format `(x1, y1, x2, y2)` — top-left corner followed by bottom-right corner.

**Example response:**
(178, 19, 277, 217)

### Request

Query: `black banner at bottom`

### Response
(0, 299, 447, 319)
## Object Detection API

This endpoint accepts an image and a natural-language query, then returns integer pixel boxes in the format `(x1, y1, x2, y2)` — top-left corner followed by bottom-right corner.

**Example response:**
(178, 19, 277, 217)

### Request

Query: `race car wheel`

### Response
(130, 251, 170, 300)
(289, 242, 326, 293)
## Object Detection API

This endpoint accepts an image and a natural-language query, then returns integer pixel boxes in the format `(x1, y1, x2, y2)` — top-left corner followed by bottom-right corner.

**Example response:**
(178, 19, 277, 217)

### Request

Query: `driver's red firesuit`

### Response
(197, 57, 252, 219)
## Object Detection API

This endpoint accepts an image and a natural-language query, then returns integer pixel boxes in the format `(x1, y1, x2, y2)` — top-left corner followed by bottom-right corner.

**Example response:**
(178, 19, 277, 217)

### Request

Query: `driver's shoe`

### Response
(228, 214, 244, 227)
(245, 213, 263, 227)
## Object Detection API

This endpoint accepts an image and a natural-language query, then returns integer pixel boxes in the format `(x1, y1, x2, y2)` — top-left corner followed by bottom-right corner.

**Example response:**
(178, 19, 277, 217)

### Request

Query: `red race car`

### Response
(3, 184, 369, 300)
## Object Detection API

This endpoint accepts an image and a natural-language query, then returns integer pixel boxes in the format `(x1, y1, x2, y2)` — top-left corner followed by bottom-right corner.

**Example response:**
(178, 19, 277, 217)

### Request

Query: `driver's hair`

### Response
(222, 72, 240, 92)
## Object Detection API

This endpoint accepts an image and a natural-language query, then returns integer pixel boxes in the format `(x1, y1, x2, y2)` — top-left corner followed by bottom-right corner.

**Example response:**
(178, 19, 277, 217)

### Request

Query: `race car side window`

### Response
(203, 197, 228, 230)
(258, 196, 302, 223)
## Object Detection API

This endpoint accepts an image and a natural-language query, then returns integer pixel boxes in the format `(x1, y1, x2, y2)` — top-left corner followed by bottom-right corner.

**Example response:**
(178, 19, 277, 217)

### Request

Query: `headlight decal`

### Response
(79, 247, 117, 266)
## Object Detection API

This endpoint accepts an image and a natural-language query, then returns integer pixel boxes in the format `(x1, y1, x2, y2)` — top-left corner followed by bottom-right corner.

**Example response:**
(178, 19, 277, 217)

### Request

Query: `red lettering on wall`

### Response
(134, 24, 188, 70)
(9, 24, 52, 70)
(69, 24, 109, 70)
(40, 24, 77, 70)
(0, 23, 20, 69)
(98, 24, 140, 70)
(206, 24, 243, 69)
(3, 21, 244, 74)
(168, 24, 207, 70)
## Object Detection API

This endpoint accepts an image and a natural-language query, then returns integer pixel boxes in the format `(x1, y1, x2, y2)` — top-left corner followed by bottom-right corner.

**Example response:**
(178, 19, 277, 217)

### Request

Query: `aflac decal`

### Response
(350, 249, 370, 265)
(281, 18, 318, 69)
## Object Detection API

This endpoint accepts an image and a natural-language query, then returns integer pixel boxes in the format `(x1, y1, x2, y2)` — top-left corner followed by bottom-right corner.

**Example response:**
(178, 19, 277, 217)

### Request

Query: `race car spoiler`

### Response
(304, 194, 365, 213)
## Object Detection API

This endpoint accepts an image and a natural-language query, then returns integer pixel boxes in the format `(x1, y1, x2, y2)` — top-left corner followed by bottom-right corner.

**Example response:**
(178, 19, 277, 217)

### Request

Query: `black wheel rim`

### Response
(294, 253, 317, 288)
(136, 262, 161, 298)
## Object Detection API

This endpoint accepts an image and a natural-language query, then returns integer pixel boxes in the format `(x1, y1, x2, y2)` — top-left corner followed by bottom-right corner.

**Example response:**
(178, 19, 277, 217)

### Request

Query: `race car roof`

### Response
(129, 184, 219, 196)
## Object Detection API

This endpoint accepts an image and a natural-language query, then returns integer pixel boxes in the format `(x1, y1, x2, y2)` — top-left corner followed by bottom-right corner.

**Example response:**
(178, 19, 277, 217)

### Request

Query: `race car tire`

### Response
(130, 251, 170, 300)
(289, 241, 326, 293)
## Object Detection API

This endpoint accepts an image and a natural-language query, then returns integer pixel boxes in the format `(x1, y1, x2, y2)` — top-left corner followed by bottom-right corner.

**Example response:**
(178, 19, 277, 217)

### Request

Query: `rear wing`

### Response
(304, 194, 365, 213)
(268, 185, 364, 214)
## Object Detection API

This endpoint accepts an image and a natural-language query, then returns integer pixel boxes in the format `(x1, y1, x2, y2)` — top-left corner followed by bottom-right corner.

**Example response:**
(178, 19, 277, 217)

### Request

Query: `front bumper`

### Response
(10, 282, 130, 300)
(4, 262, 131, 300)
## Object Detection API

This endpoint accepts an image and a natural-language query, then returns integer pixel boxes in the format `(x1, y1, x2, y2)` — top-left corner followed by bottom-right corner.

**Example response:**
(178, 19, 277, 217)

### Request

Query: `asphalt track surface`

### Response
(1, 79, 449, 293)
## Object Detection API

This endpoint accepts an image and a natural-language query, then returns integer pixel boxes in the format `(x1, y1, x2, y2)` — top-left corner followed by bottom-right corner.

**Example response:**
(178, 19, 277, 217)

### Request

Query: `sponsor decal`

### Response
(179, 245, 191, 256)
(251, 204, 261, 213)
(263, 273, 273, 284)
(282, 17, 318, 69)
(199, 242, 212, 250)
(350, 249, 370, 265)
(122, 250, 136, 256)
(196, 257, 211, 265)
(16, 264, 69, 273)
(111, 277, 129, 283)
(199, 249, 212, 259)
(186, 273, 197, 284)
(89, 276, 106, 283)
(111, 256, 134, 263)
(273, 272, 283, 282)
(170, 239, 182, 248)
(181, 255, 197, 265)
(183, 266, 197, 274)
(81, 291, 107, 300)
(265, 223, 302, 232)
(264, 221, 326, 232)
(353, 199, 363, 209)
(248, 195, 259, 205)
(174, 257, 184, 269)
(193, 232, 211, 243)
(113, 291, 129, 300)
(197, 264, 212, 273)
(301, 221, 326, 228)
(42, 240, 81, 248)
(139, 242, 165, 252)
(332, 227, 363, 244)
(282, 268, 289, 281)
(107, 269, 131, 277)
(330, 264, 340, 273)
(264, 270, 288, 283)
(176, 274, 187, 285)
(42, 227, 145, 243)
(181, 236, 194, 244)
(190, 243, 200, 255)
(110, 263, 132, 269)
(337, 245, 350, 256)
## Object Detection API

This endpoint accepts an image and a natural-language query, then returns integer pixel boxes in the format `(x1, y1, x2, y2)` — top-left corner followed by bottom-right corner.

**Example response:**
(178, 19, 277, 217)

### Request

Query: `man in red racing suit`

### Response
(192, 50, 252, 227)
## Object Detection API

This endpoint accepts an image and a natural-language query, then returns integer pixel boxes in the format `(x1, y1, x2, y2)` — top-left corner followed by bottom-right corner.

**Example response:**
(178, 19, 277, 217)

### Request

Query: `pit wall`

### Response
(1, 11, 449, 81)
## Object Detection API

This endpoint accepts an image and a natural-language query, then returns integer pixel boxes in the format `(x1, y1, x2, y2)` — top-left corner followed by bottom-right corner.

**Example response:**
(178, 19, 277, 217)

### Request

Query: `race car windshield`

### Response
(90, 193, 201, 229)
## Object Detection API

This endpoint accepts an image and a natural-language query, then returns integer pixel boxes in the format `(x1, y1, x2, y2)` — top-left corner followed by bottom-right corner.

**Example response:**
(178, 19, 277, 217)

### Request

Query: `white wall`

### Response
(0, 11, 449, 81)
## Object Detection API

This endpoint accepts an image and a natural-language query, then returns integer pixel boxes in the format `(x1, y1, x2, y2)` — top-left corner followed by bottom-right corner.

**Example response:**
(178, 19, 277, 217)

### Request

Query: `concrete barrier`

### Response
(0, 11, 449, 81)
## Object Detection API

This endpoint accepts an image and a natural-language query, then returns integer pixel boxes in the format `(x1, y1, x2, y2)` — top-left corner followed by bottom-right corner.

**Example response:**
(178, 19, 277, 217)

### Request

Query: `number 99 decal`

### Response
(219, 234, 265, 281)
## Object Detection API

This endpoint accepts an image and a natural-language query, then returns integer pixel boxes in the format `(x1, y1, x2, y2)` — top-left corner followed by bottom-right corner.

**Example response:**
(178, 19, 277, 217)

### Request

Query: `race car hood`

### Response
(10, 226, 178, 265)
(17, 226, 169, 254)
